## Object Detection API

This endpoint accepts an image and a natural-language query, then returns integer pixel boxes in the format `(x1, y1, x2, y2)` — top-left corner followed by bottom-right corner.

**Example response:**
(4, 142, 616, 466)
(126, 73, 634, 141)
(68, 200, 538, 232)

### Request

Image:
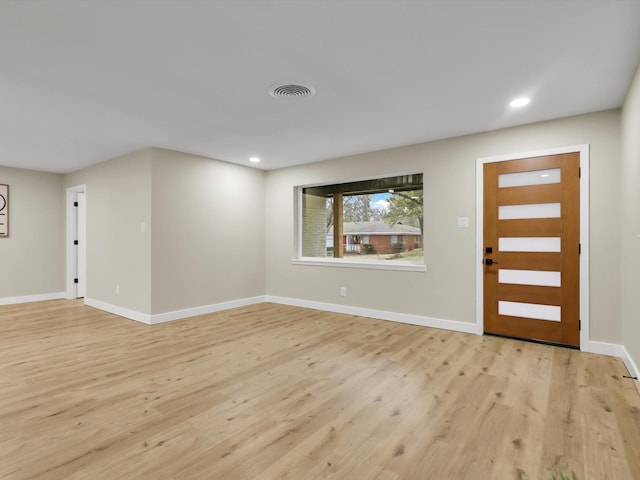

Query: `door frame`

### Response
(65, 184, 87, 300)
(475, 145, 590, 349)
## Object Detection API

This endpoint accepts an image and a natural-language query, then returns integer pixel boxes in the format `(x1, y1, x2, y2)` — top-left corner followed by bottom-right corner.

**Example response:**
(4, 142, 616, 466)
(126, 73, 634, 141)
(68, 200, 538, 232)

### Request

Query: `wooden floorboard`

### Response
(0, 300, 638, 479)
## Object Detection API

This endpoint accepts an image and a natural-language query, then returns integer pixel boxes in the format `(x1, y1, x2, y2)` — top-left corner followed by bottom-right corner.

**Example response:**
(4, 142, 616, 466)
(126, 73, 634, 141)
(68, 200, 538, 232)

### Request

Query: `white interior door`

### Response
(76, 192, 86, 298)
(66, 185, 87, 300)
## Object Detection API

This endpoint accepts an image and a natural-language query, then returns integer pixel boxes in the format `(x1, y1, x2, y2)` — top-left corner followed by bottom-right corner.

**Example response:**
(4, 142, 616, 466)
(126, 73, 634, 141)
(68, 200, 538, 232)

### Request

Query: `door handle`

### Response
(484, 258, 499, 265)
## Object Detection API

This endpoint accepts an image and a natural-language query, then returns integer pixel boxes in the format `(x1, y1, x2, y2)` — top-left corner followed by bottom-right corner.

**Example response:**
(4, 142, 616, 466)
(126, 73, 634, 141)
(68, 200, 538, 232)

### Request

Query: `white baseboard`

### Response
(621, 345, 640, 380)
(582, 340, 626, 358)
(265, 295, 481, 335)
(84, 298, 152, 324)
(84, 296, 267, 325)
(0, 292, 66, 306)
(149, 296, 266, 324)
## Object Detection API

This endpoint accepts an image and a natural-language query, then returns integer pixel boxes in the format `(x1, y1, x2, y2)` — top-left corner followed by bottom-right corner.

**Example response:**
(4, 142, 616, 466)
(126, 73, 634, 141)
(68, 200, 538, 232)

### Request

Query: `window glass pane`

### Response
(301, 192, 331, 257)
(498, 237, 561, 252)
(300, 175, 423, 265)
(498, 301, 561, 322)
(498, 203, 561, 220)
(498, 168, 561, 188)
(498, 269, 561, 287)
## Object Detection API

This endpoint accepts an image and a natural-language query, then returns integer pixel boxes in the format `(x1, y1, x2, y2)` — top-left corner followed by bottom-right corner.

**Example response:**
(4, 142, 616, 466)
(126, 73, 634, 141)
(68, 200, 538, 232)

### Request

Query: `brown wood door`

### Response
(483, 153, 580, 346)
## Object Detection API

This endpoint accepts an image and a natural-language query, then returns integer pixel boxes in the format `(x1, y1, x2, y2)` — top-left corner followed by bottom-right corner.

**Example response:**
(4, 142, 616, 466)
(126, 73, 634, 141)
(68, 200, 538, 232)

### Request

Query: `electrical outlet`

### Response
(116, 284, 120, 295)
(340, 286, 347, 297)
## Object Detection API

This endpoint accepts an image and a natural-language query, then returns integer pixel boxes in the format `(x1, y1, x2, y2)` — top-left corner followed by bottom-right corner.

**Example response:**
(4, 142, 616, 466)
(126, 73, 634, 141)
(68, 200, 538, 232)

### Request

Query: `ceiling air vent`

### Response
(269, 83, 316, 99)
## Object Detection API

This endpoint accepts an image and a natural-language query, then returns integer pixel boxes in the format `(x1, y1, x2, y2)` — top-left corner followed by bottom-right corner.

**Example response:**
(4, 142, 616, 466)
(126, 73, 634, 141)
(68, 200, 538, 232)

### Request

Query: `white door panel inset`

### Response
(498, 203, 561, 220)
(499, 237, 561, 252)
(498, 301, 561, 322)
(498, 168, 561, 188)
(499, 269, 561, 287)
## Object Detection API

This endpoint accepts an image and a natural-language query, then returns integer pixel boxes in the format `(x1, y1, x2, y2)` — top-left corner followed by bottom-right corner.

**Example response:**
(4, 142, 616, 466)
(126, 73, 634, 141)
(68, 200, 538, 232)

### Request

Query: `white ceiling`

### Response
(1, 1, 639, 174)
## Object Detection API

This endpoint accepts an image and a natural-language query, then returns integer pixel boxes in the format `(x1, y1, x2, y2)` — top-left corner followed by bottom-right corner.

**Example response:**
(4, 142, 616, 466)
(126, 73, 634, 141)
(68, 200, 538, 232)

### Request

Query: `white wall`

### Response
(0, 166, 64, 301)
(64, 149, 153, 314)
(265, 110, 622, 344)
(62, 147, 266, 320)
(621, 64, 640, 372)
(150, 148, 266, 315)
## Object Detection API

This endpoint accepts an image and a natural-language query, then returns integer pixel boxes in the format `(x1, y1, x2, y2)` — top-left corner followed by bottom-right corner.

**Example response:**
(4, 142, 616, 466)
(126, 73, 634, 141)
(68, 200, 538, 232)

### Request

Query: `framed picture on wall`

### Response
(0, 184, 8, 237)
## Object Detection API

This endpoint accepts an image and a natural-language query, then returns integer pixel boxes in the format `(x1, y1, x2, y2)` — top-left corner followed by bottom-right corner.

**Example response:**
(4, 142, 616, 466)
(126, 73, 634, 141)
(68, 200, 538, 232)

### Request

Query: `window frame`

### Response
(293, 173, 426, 272)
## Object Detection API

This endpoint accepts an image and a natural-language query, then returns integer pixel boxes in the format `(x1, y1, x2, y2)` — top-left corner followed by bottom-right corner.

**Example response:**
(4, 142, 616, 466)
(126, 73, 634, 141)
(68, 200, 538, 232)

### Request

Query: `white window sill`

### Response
(291, 257, 426, 272)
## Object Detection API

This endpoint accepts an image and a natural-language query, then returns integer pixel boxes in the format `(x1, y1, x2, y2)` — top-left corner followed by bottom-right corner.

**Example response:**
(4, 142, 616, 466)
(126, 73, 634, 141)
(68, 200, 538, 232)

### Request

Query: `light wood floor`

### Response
(1, 300, 639, 480)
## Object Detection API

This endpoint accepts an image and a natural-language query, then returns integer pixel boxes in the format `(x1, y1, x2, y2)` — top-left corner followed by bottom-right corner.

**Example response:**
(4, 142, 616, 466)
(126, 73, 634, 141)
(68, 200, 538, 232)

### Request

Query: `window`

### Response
(297, 174, 424, 270)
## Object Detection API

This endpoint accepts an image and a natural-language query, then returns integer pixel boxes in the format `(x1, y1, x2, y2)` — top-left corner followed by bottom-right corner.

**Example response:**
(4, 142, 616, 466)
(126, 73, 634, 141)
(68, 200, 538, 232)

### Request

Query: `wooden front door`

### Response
(483, 153, 580, 346)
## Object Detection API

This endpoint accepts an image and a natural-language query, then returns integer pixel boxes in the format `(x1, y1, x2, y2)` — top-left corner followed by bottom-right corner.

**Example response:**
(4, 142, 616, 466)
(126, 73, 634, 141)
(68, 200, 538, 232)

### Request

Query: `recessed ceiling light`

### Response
(510, 97, 530, 108)
(249, 156, 261, 163)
